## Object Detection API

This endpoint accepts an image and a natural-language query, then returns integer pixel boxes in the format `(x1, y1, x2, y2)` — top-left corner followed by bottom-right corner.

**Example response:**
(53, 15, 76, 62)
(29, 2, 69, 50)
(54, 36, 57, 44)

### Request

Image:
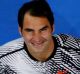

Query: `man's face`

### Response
(19, 13, 54, 54)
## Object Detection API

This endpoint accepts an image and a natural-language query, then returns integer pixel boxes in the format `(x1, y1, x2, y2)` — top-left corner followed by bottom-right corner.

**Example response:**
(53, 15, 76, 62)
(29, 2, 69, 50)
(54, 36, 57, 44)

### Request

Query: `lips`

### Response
(32, 42, 43, 46)
(31, 41, 45, 48)
(30, 38, 47, 48)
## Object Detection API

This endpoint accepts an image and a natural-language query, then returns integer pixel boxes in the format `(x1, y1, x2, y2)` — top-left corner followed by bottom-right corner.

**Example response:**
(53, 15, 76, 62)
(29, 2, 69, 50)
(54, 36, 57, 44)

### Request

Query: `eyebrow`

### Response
(24, 28, 34, 31)
(24, 25, 48, 32)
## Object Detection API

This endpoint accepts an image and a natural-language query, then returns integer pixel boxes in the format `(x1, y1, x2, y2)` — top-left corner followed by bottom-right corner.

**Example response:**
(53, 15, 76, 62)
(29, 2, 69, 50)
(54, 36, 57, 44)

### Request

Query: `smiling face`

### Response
(19, 13, 54, 56)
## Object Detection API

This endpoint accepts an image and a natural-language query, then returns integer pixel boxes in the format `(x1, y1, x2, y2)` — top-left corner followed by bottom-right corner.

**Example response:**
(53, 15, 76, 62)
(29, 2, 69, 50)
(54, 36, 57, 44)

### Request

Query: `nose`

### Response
(32, 32, 42, 42)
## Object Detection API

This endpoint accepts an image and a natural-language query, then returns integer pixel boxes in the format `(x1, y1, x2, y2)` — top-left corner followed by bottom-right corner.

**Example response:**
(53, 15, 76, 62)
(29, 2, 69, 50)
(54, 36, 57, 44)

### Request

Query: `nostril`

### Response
(33, 36, 41, 42)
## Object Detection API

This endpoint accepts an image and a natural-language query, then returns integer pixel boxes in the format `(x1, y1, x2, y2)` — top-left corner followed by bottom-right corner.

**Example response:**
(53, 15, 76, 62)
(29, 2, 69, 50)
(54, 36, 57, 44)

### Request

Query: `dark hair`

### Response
(18, 0, 54, 28)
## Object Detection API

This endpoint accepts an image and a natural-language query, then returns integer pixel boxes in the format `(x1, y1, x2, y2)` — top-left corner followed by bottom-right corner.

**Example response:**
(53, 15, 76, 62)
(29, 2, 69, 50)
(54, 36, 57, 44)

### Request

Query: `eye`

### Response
(41, 28, 47, 31)
(40, 26, 48, 32)
(25, 29, 34, 32)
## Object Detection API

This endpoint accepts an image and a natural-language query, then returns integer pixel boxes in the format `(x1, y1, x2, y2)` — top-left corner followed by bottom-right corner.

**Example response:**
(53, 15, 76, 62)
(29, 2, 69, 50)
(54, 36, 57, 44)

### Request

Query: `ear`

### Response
(51, 24, 55, 33)
(19, 27, 22, 36)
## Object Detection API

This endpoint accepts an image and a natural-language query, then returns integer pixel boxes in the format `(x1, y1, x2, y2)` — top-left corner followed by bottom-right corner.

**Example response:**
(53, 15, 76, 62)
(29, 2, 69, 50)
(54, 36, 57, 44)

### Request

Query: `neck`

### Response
(32, 50, 53, 62)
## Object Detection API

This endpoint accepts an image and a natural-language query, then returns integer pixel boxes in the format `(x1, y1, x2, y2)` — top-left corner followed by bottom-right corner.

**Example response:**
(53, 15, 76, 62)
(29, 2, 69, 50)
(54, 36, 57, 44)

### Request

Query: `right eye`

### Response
(25, 29, 34, 32)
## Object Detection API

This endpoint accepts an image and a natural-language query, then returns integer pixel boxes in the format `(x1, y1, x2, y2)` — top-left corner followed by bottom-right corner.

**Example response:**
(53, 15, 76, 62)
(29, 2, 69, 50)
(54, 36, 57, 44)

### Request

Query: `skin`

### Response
(19, 13, 54, 61)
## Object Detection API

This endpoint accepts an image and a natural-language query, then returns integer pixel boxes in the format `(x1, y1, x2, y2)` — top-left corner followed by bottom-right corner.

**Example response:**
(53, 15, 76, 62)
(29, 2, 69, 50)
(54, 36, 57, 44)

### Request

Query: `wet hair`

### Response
(18, 0, 54, 28)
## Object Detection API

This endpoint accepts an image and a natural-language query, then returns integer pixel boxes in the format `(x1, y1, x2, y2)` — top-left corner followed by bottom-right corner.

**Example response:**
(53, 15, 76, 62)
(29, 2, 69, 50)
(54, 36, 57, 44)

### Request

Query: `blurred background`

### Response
(0, 0, 80, 45)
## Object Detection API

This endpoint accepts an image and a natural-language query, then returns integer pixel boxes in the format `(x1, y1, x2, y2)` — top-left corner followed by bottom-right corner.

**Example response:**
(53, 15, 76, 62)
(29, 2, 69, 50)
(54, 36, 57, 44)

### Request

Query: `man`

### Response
(0, 0, 80, 74)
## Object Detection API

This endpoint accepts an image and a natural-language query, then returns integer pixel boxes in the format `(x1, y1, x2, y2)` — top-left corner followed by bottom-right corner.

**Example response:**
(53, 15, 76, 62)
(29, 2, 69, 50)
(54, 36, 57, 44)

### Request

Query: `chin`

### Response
(32, 46, 46, 53)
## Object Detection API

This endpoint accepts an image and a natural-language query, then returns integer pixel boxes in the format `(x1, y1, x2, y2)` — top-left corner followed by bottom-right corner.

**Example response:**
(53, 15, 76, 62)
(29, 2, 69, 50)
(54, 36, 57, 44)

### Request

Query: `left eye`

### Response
(41, 28, 47, 31)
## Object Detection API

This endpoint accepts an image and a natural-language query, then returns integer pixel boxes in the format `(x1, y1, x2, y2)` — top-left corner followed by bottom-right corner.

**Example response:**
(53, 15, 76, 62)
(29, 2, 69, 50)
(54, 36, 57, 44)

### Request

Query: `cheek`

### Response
(41, 31, 52, 39)
(22, 33, 33, 43)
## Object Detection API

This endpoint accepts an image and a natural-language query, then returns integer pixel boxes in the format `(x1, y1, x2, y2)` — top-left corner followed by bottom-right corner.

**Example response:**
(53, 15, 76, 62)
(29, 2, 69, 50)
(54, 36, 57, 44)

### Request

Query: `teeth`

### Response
(34, 43, 42, 46)
(32, 43, 43, 46)
(31, 41, 45, 47)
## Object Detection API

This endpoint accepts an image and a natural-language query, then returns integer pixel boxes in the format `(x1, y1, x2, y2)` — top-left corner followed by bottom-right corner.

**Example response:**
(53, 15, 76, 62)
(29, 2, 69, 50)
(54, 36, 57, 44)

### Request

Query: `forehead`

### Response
(23, 13, 51, 29)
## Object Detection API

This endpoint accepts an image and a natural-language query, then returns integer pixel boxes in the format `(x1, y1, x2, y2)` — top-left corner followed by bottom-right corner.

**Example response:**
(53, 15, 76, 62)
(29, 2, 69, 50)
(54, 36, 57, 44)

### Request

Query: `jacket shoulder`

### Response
(0, 38, 24, 58)
(55, 34, 80, 49)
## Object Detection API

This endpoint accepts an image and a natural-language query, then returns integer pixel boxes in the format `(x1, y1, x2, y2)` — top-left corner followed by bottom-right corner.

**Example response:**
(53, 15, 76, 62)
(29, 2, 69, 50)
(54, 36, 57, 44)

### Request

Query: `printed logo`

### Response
(57, 70, 67, 74)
